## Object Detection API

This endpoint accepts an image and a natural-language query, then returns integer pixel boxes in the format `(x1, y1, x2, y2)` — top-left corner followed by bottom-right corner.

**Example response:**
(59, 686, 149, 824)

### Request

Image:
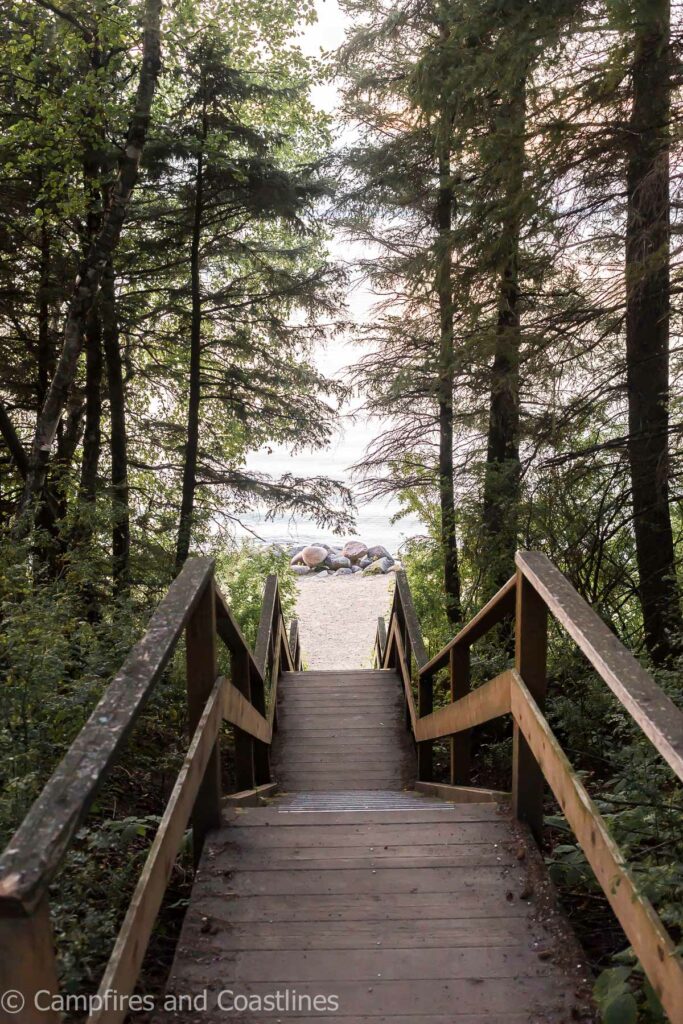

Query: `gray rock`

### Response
(324, 554, 351, 571)
(334, 567, 353, 576)
(289, 544, 306, 558)
(342, 539, 368, 562)
(367, 544, 392, 561)
(358, 555, 372, 569)
(312, 569, 330, 579)
(291, 565, 311, 576)
(362, 556, 394, 575)
(302, 544, 328, 568)
(351, 565, 362, 573)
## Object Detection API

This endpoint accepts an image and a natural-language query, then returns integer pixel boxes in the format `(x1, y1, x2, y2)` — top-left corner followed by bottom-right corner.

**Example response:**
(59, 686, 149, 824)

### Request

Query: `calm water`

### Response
(239, 414, 424, 555)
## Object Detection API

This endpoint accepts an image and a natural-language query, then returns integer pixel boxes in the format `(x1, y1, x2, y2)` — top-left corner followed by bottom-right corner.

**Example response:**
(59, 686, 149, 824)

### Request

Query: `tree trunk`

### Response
(624, 0, 681, 664)
(13, 0, 163, 538)
(481, 80, 525, 598)
(435, 143, 461, 625)
(102, 261, 130, 595)
(37, 217, 54, 407)
(175, 127, 205, 573)
(78, 303, 102, 504)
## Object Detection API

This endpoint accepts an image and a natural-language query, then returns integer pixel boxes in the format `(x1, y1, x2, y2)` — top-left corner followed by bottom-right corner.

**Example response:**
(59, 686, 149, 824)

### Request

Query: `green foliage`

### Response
(216, 542, 297, 648)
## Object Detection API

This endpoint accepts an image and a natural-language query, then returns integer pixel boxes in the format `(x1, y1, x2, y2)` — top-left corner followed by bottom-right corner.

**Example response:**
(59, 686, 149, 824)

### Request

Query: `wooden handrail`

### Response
(0, 558, 298, 1024)
(394, 570, 429, 668)
(0, 556, 215, 916)
(517, 551, 683, 783)
(419, 574, 516, 678)
(376, 552, 683, 1023)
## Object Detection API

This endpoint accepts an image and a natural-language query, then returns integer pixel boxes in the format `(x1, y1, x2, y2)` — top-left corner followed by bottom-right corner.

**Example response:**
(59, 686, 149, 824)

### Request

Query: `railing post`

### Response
(250, 658, 271, 787)
(417, 669, 433, 780)
(186, 576, 222, 864)
(0, 898, 61, 1023)
(231, 646, 257, 792)
(450, 644, 471, 785)
(512, 568, 548, 843)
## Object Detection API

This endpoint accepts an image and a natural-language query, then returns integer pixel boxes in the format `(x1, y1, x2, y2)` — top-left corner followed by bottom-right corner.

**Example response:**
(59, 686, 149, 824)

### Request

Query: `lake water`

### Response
(240, 414, 425, 555)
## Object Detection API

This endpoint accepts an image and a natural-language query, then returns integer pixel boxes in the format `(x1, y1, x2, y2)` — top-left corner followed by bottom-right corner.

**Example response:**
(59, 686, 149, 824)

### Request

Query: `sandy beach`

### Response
(294, 574, 395, 669)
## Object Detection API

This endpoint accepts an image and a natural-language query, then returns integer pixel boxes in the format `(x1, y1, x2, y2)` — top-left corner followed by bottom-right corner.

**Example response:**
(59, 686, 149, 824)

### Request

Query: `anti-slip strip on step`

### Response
(276, 790, 453, 812)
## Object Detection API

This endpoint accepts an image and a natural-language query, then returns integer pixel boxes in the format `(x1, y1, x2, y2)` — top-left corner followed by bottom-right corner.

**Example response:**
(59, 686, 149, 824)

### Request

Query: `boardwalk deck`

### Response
(159, 669, 595, 1022)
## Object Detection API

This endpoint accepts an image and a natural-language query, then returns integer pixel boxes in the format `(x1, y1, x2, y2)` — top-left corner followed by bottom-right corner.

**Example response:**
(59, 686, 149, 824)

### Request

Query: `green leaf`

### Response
(603, 993, 637, 1024)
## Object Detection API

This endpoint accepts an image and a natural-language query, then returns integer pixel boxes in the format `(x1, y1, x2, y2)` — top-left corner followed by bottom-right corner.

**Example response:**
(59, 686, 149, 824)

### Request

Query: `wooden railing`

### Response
(377, 552, 683, 1023)
(0, 558, 299, 1024)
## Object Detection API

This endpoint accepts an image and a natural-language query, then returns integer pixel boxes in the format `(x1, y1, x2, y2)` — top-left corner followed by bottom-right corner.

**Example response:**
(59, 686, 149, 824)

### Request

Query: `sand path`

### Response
(294, 574, 395, 669)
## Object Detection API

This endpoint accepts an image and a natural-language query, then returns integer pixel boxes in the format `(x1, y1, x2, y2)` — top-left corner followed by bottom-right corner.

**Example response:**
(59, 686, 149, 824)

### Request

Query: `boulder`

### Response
(290, 551, 305, 566)
(367, 544, 392, 561)
(334, 567, 353, 576)
(387, 561, 403, 573)
(302, 544, 328, 568)
(358, 555, 372, 569)
(342, 540, 368, 562)
(291, 565, 311, 576)
(362, 557, 394, 576)
(324, 553, 351, 571)
(312, 569, 330, 580)
(351, 565, 362, 573)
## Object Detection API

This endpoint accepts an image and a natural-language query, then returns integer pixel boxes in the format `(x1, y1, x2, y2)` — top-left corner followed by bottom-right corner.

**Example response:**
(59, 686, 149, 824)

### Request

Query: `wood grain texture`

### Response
(89, 676, 225, 1024)
(415, 671, 511, 742)
(273, 669, 415, 792)
(517, 550, 683, 782)
(511, 670, 683, 1023)
(159, 802, 594, 1023)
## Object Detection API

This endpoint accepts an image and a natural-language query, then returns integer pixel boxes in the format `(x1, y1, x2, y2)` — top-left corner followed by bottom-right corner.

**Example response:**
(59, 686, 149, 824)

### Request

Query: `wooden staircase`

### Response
(272, 669, 415, 792)
(2, 554, 682, 1023)
(161, 666, 594, 1022)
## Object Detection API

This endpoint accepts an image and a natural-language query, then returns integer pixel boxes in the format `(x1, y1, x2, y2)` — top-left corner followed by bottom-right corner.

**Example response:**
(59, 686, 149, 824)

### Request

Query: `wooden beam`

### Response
(186, 576, 222, 861)
(395, 571, 428, 668)
(415, 671, 512, 742)
(375, 616, 387, 667)
(517, 551, 683, 784)
(289, 619, 300, 669)
(230, 645, 256, 793)
(267, 621, 284, 731)
(88, 676, 225, 1024)
(0, 557, 215, 915)
(512, 568, 548, 843)
(414, 781, 509, 804)
(223, 679, 271, 744)
(420, 575, 516, 677)
(223, 783, 278, 807)
(511, 671, 683, 1023)
(390, 620, 417, 733)
(0, 897, 61, 1022)
(450, 644, 471, 786)
(254, 574, 278, 677)
(417, 666, 434, 781)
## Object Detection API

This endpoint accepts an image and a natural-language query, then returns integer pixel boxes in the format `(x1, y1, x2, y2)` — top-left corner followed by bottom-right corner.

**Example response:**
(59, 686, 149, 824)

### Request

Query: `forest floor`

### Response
(295, 573, 395, 669)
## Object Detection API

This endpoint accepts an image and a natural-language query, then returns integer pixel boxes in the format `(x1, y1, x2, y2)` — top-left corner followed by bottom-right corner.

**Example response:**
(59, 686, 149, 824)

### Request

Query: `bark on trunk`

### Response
(436, 144, 461, 625)
(175, 125, 205, 573)
(102, 261, 130, 594)
(625, 0, 681, 664)
(13, 0, 162, 537)
(79, 303, 102, 504)
(481, 81, 524, 598)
